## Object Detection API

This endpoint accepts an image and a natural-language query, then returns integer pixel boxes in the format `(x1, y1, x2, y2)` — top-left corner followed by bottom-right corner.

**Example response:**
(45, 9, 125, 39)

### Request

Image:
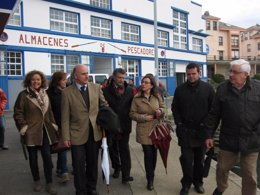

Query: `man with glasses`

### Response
(205, 59, 260, 195)
(172, 63, 215, 195)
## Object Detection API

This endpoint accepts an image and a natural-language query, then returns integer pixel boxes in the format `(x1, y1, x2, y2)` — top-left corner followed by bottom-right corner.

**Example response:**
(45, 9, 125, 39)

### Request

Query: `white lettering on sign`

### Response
(19, 34, 69, 48)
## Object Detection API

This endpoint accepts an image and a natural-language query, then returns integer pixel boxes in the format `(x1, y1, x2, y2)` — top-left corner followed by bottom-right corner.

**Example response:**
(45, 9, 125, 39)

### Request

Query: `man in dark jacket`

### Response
(172, 63, 215, 195)
(102, 68, 134, 184)
(205, 59, 260, 195)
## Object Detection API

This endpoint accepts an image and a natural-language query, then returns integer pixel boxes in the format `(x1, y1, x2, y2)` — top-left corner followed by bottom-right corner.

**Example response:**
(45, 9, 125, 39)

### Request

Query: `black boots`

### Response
(146, 181, 154, 191)
(212, 188, 223, 195)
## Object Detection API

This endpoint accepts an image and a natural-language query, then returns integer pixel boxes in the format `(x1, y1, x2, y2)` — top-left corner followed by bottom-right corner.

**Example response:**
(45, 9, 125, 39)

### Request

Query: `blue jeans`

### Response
(0, 116, 6, 147)
(56, 150, 68, 174)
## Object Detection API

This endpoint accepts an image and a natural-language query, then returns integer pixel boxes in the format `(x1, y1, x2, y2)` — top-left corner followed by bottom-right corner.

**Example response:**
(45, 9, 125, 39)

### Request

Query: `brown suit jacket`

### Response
(61, 82, 108, 145)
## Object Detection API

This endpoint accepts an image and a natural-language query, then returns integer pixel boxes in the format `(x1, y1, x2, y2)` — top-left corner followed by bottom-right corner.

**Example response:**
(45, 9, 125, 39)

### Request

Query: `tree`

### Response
(253, 74, 260, 80)
(212, 74, 225, 84)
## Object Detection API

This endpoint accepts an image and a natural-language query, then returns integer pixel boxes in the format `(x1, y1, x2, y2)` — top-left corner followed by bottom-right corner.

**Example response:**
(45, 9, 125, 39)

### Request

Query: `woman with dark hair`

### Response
(47, 71, 70, 183)
(13, 70, 58, 195)
(130, 74, 165, 191)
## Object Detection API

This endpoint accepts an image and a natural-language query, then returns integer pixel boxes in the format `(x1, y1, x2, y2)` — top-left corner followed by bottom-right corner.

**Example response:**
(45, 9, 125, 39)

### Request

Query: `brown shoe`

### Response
(61, 174, 70, 183)
(46, 183, 57, 195)
(33, 181, 43, 192)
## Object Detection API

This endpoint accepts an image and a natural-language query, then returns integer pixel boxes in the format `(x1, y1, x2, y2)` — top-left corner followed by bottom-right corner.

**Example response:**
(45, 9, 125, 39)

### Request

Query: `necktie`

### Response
(80, 85, 86, 92)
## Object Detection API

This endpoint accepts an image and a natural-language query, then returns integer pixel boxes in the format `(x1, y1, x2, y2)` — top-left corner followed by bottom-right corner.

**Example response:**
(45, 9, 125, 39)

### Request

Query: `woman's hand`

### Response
(155, 109, 162, 119)
(144, 114, 154, 121)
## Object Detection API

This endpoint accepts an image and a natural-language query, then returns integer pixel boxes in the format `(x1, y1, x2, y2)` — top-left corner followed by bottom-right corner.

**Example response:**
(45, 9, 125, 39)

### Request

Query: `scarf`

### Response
(27, 87, 46, 111)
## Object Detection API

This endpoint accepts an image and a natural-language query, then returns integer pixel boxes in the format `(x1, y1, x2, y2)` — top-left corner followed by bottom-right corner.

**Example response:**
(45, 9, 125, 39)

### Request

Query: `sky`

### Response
(195, 0, 260, 28)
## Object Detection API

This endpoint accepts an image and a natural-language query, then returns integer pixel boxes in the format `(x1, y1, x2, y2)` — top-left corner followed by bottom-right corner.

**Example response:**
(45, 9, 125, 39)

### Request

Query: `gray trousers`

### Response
(216, 149, 258, 195)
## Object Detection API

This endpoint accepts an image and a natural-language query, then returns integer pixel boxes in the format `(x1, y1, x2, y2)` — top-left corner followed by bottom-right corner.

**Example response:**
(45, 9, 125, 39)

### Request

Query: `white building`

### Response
(0, 0, 207, 109)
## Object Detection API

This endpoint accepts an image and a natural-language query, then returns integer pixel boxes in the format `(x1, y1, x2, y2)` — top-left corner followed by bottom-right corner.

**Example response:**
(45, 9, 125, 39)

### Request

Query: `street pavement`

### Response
(0, 110, 247, 195)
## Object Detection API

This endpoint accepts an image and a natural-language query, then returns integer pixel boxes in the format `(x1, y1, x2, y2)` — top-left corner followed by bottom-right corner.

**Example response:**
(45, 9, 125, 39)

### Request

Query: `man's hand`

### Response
(205, 139, 214, 149)
(64, 140, 71, 148)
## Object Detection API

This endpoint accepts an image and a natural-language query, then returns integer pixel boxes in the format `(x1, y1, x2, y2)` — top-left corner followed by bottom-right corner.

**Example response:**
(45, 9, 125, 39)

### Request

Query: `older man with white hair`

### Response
(205, 59, 260, 195)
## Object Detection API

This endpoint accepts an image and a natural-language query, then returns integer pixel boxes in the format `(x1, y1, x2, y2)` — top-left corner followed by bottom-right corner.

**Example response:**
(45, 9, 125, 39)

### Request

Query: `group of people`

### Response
(7, 58, 260, 195)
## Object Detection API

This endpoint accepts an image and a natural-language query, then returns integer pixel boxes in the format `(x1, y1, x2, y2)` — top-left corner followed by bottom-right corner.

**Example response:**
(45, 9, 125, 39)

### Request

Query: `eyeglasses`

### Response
(229, 70, 244, 75)
(141, 81, 151, 84)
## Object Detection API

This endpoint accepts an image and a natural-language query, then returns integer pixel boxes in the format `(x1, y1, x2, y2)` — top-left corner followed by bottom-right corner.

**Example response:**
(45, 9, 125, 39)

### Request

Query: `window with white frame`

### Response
(192, 38, 203, 52)
(247, 44, 251, 52)
(90, 0, 110, 9)
(8, 4, 21, 26)
(51, 54, 80, 74)
(158, 61, 167, 76)
(206, 21, 210, 30)
(172, 9, 187, 49)
(67, 55, 80, 74)
(122, 59, 139, 79)
(0, 50, 22, 76)
(219, 36, 223, 46)
(50, 8, 78, 34)
(121, 23, 140, 43)
(158, 30, 168, 47)
(51, 54, 65, 73)
(91, 16, 111, 38)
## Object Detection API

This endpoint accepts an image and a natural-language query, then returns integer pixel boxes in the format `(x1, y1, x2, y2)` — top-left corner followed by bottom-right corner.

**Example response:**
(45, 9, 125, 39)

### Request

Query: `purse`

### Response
(51, 132, 69, 154)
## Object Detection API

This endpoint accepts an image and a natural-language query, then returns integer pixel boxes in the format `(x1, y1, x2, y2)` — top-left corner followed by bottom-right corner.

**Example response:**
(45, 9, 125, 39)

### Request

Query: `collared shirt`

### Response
(76, 83, 88, 91)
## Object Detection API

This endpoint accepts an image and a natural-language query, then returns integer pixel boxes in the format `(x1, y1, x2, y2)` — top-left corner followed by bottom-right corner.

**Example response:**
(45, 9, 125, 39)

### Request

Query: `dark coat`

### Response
(102, 80, 134, 134)
(172, 80, 215, 147)
(47, 87, 62, 128)
(96, 106, 121, 134)
(205, 78, 260, 153)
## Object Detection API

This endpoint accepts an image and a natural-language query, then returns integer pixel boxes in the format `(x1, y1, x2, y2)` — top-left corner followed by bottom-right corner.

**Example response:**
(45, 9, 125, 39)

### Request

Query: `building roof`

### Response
(202, 11, 220, 20)
(219, 22, 245, 31)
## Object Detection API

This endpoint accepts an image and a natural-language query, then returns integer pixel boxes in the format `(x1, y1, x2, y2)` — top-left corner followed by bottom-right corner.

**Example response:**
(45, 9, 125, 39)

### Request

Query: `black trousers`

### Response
(109, 133, 131, 179)
(142, 144, 157, 182)
(179, 146, 206, 187)
(71, 127, 100, 195)
(27, 129, 53, 183)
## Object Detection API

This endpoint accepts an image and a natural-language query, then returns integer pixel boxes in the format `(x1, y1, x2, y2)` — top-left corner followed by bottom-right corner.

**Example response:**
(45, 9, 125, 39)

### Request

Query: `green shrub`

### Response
(212, 74, 225, 83)
(253, 74, 260, 80)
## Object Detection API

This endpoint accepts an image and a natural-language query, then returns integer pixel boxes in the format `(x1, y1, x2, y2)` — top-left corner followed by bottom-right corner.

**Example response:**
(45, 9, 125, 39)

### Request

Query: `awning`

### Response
(0, 0, 20, 34)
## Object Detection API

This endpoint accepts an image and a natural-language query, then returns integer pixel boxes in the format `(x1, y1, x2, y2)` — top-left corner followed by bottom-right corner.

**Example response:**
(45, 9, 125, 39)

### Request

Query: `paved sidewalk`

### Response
(0, 111, 248, 195)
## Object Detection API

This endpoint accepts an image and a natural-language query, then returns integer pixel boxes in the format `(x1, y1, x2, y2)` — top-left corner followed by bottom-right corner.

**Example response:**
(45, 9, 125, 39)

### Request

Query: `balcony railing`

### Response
(207, 55, 260, 62)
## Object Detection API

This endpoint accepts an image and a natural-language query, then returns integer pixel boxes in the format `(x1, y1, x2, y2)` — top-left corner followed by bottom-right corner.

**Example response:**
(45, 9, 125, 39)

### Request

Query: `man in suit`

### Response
(61, 64, 108, 195)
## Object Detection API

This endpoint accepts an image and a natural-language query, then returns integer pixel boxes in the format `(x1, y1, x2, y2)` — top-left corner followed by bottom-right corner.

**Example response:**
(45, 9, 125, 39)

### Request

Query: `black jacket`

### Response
(103, 80, 134, 134)
(47, 87, 62, 128)
(205, 78, 260, 153)
(172, 79, 215, 147)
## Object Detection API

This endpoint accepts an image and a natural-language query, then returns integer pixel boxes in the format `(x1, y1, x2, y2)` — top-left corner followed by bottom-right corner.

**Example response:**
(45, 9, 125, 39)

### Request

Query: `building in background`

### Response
(202, 11, 247, 78)
(0, 0, 207, 109)
(240, 24, 260, 73)
(203, 11, 260, 79)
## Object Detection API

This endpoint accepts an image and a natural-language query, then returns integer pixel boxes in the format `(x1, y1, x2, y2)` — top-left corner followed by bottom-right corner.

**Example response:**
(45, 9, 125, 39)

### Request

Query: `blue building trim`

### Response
(43, 0, 175, 30)
(5, 26, 207, 56)
(189, 30, 208, 37)
(191, 1, 202, 7)
(171, 6, 189, 15)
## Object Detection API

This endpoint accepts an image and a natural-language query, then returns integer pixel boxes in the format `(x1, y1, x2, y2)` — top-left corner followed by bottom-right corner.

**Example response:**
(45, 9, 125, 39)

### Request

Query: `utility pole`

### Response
(153, 0, 159, 84)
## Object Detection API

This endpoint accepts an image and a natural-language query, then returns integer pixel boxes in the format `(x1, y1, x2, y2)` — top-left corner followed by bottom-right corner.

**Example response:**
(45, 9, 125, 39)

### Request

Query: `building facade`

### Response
(0, 0, 207, 109)
(202, 11, 247, 78)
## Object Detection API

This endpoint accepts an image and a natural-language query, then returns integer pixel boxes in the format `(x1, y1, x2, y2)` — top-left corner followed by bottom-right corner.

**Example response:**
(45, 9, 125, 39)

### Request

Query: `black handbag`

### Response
(51, 132, 69, 154)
